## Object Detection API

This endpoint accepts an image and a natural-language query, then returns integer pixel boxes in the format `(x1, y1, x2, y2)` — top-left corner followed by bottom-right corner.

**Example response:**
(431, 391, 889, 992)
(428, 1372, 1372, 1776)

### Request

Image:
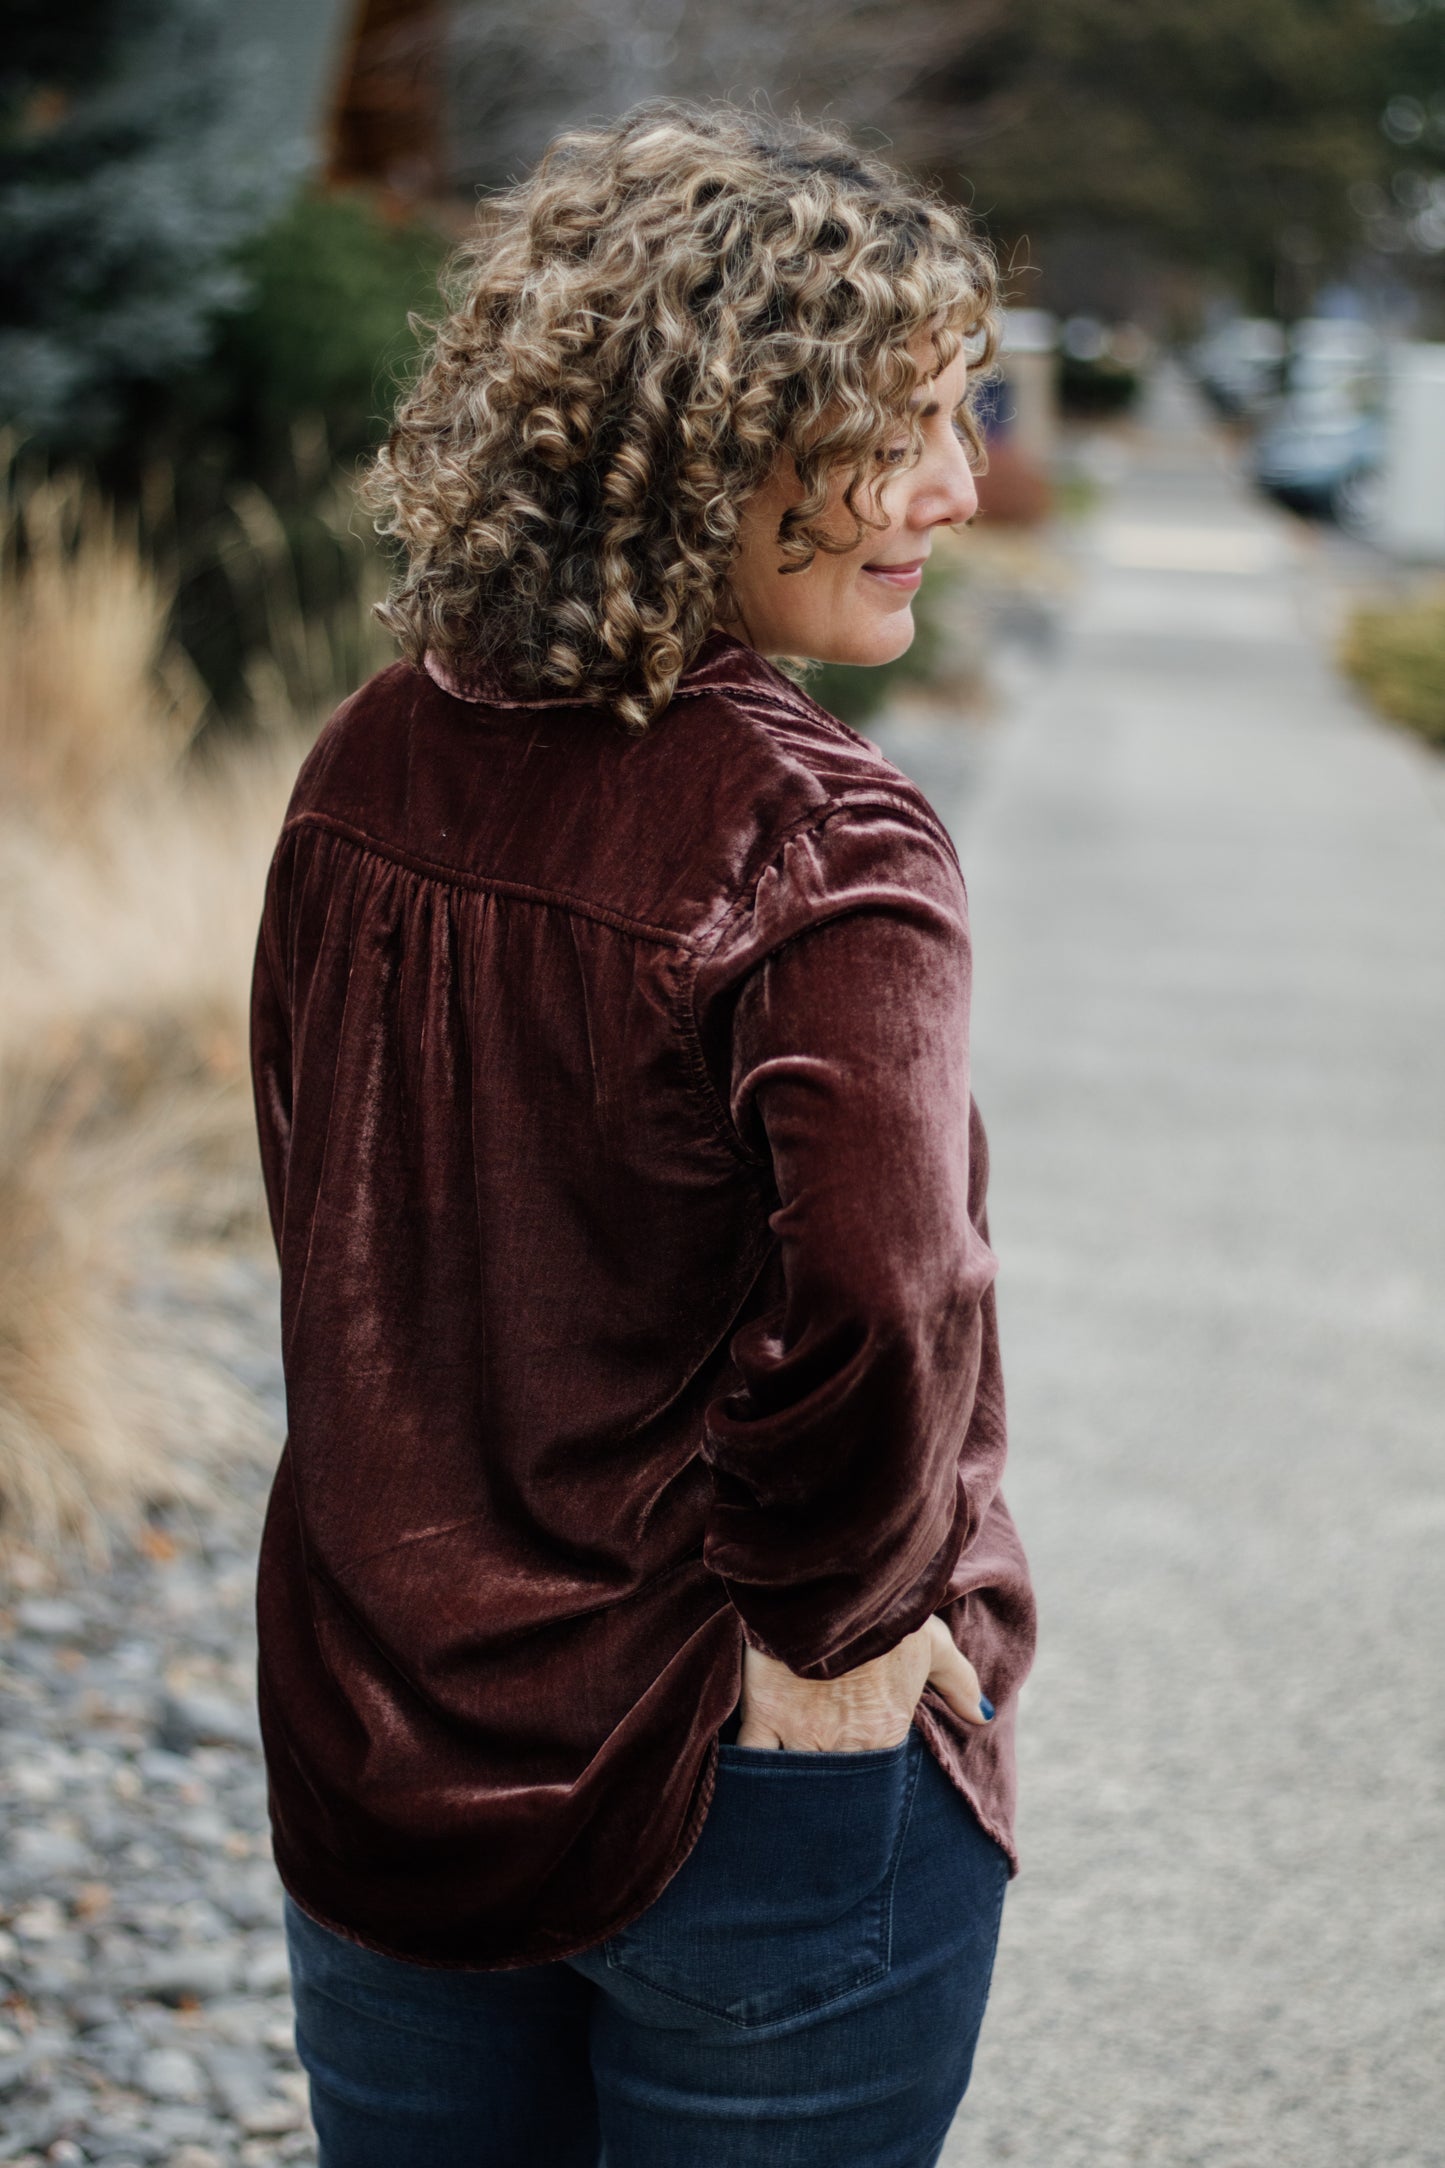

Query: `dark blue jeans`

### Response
(284, 1727, 1009, 2168)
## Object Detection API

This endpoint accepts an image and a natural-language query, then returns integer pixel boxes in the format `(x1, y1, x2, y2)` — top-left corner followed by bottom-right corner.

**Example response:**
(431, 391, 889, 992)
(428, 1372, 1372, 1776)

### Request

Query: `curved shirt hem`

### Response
(268, 1715, 1018, 1974)
(270, 1734, 724, 1974)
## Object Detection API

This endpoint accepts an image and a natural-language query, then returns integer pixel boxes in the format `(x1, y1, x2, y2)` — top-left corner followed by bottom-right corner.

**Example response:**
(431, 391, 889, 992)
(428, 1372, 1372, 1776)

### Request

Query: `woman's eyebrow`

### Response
(908, 398, 942, 418)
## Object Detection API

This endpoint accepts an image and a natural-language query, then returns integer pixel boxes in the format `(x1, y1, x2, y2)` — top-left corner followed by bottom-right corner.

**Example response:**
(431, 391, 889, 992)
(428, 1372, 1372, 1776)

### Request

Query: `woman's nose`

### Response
(912, 440, 979, 530)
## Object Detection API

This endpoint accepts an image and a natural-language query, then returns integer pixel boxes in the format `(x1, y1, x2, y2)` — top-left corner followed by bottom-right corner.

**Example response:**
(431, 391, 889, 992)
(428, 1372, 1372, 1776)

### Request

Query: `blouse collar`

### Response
(422, 629, 799, 712)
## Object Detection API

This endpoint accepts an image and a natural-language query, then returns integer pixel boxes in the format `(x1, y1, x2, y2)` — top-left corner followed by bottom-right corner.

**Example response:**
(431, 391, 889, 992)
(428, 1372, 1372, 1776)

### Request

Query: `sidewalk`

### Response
(914, 369, 1445, 2168)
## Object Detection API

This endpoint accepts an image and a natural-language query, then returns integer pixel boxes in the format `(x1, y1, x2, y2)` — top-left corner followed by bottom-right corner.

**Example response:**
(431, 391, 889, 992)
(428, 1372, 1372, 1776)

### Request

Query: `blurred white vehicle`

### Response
(1192, 318, 1287, 416)
(1285, 318, 1384, 411)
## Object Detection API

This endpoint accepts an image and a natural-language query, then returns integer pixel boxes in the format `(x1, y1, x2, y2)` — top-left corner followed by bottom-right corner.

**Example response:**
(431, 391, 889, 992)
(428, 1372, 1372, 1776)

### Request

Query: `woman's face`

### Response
(722, 339, 978, 668)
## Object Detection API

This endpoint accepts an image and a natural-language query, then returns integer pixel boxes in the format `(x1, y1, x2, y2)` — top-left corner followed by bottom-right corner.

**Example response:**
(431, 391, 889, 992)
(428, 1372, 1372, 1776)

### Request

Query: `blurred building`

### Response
(245, 0, 449, 212)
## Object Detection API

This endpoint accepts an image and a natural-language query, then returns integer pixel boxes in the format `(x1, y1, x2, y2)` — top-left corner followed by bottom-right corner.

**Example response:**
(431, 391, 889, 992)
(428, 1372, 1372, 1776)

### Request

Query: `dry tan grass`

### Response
(0, 458, 204, 815)
(0, 1049, 259, 1551)
(0, 455, 337, 1557)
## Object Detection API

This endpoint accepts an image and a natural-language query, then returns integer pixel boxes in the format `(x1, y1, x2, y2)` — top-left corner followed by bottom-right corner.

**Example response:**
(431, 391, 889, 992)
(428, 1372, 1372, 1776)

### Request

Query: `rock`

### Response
(0, 2123, 48, 2161)
(218, 1864, 283, 1931)
(130, 1947, 240, 2003)
(80, 1805, 128, 1850)
(146, 2103, 228, 2145)
(12, 1898, 67, 1943)
(25, 1953, 87, 1997)
(70, 1882, 113, 1922)
(172, 1808, 232, 1849)
(171, 2149, 226, 2168)
(68, 1993, 121, 2031)
(10, 1829, 90, 1882)
(157, 1691, 259, 1754)
(134, 1747, 196, 1787)
(203, 2044, 274, 2121)
(241, 2097, 305, 2136)
(6, 1755, 63, 1804)
(14, 1598, 87, 1640)
(241, 1939, 290, 1996)
(136, 2046, 205, 2101)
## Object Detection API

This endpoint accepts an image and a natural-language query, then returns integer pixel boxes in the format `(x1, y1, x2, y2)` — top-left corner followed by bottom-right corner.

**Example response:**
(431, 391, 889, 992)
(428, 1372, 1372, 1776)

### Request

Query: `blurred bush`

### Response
(1340, 590, 1445, 749)
(1058, 350, 1142, 418)
(113, 188, 445, 731)
(166, 189, 448, 481)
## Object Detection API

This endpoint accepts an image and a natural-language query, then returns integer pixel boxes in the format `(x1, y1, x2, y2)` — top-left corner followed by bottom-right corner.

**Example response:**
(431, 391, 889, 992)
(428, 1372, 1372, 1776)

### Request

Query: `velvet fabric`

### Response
(249, 628, 1036, 1970)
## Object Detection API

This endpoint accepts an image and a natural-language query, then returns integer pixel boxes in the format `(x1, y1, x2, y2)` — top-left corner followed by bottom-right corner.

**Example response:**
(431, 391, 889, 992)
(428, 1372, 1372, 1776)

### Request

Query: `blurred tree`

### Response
(1348, 0, 1445, 310)
(914, 0, 1389, 308)
(442, 0, 1009, 193)
(0, 0, 305, 450)
(910, 0, 1445, 316)
(438, 0, 1441, 320)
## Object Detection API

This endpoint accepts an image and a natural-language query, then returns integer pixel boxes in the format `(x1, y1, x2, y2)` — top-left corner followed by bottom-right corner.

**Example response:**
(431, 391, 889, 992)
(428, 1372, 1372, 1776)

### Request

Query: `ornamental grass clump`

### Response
(1340, 587, 1445, 750)
(0, 457, 308, 1554)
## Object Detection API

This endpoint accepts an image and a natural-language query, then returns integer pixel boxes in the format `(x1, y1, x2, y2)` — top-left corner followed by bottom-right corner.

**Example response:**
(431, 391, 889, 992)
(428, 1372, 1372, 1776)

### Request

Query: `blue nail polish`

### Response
(980, 1698, 995, 1721)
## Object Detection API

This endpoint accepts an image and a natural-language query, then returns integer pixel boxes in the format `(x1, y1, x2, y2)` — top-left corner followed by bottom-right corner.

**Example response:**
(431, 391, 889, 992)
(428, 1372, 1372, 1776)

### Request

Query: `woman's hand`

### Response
(735, 1613, 993, 1752)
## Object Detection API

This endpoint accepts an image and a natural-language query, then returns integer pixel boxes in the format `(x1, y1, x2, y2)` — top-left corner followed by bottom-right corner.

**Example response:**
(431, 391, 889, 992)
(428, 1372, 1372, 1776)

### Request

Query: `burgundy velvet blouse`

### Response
(249, 628, 1036, 1969)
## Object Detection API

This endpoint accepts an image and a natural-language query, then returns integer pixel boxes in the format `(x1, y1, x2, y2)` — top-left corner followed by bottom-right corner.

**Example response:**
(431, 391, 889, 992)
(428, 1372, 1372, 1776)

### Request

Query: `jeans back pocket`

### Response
(602, 1730, 923, 2029)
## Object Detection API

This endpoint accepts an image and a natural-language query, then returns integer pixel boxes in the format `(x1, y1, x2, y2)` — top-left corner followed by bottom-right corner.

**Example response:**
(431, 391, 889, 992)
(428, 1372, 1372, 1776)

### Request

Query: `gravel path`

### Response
(1, 1252, 304, 2168)
(923, 370, 1445, 2167)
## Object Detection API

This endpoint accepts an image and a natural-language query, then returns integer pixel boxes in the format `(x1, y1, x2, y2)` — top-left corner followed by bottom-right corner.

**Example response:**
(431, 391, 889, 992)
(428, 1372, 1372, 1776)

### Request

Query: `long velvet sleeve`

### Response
(693, 798, 999, 1681)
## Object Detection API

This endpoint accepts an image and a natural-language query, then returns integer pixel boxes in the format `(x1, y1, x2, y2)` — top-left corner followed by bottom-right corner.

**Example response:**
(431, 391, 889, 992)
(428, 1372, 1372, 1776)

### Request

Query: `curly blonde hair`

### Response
(361, 101, 999, 733)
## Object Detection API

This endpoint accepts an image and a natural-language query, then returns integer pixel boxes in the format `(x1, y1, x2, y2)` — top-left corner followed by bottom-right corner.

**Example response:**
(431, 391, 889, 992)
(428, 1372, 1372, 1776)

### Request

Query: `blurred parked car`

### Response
(1284, 317, 1383, 411)
(1057, 315, 1148, 416)
(1249, 400, 1385, 527)
(1192, 317, 1287, 417)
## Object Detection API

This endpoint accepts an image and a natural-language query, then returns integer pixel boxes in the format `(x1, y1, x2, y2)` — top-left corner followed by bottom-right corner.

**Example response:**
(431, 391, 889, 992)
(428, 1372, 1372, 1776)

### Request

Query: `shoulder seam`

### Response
(686, 682, 964, 882)
(701, 678, 886, 759)
(696, 787, 961, 964)
(279, 811, 699, 950)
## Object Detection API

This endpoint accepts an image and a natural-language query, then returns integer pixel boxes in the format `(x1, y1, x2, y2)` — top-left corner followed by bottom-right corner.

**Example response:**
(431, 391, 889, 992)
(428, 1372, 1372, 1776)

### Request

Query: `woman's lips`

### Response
(862, 558, 925, 592)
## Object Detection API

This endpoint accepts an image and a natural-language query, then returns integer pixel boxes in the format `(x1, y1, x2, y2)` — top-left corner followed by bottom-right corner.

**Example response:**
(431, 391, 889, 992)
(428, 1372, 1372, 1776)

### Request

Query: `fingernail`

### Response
(979, 1698, 995, 1722)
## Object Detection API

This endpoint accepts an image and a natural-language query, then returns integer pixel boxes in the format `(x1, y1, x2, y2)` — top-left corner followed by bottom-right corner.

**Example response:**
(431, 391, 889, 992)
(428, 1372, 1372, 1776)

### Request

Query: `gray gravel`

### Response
(912, 370, 1445, 2167)
(0, 1251, 311, 2168)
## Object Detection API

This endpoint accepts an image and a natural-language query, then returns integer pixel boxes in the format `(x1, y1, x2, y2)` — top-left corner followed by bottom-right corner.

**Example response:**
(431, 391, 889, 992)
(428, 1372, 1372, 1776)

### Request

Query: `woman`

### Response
(250, 100, 1036, 2168)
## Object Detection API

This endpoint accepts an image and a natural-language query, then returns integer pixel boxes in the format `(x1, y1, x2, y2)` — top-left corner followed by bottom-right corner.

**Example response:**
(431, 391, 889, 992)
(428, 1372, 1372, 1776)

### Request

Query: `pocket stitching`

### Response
(714, 1736, 916, 1774)
(876, 1728, 925, 1976)
(602, 1736, 925, 2029)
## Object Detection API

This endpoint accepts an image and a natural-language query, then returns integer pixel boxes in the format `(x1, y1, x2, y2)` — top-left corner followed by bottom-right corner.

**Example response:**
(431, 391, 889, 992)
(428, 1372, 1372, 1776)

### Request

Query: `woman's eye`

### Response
(879, 443, 910, 466)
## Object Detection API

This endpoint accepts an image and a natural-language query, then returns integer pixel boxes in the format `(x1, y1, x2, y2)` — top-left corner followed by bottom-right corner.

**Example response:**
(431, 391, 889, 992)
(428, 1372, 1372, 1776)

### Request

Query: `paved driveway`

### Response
(882, 370, 1445, 2168)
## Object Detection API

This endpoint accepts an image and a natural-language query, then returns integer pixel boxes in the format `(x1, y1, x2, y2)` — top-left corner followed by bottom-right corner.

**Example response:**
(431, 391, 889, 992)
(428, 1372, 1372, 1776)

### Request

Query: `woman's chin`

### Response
(812, 612, 916, 670)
